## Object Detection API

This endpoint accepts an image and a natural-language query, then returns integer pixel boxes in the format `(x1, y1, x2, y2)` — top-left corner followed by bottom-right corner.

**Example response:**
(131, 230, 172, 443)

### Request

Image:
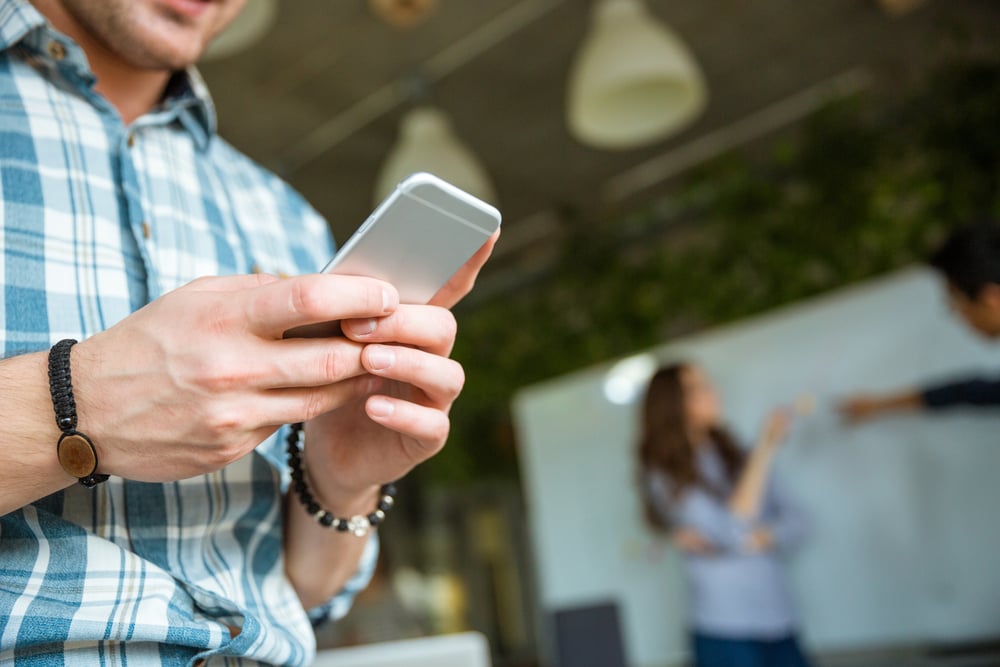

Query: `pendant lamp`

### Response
(369, 0, 441, 30)
(202, 0, 277, 61)
(373, 107, 497, 206)
(566, 0, 707, 150)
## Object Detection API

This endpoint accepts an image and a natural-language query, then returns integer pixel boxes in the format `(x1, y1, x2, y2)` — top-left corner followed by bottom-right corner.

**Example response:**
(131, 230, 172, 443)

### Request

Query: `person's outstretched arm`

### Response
(840, 376, 1000, 423)
(728, 410, 790, 520)
(838, 390, 924, 422)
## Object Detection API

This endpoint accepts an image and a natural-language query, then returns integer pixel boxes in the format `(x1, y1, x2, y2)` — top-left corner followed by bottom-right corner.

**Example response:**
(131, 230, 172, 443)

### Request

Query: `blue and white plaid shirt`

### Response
(0, 1, 377, 664)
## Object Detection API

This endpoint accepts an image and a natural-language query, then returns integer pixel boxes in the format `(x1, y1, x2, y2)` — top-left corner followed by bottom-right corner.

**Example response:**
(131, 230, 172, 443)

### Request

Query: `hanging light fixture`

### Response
(373, 106, 497, 206)
(202, 0, 278, 61)
(876, 0, 926, 16)
(566, 0, 707, 150)
(369, 0, 441, 30)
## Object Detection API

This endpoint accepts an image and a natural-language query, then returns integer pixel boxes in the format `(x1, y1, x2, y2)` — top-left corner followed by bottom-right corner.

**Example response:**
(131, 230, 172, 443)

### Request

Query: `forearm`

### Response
(869, 391, 924, 414)
(840, 389, 923, 422)
(0, 352, 77, 515)
(728, 444, 777, 519)
(283, 485, 379, 611)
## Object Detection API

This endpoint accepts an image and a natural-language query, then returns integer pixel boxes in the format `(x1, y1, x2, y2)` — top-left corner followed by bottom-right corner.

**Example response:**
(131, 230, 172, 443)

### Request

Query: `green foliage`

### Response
(428, 57, 1000, 484)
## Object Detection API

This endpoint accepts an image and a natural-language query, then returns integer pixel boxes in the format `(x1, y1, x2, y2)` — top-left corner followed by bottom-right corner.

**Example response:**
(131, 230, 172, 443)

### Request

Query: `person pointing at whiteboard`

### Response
(841, 223, 1000, 421)
(637, 363, 812, 667)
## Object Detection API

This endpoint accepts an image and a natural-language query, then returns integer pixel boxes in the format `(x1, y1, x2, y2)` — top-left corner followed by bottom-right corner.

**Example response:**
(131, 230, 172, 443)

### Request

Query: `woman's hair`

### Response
(637, 363, 745, 531)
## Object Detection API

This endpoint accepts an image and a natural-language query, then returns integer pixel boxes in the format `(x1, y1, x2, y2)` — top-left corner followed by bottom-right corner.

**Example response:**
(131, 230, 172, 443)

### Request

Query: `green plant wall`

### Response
(430, 57, 1000, 485)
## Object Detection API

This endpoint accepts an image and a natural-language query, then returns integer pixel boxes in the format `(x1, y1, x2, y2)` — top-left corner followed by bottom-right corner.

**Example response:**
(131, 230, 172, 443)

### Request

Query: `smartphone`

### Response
(322, 172, 501, 304)
(285, 173, 500, 338)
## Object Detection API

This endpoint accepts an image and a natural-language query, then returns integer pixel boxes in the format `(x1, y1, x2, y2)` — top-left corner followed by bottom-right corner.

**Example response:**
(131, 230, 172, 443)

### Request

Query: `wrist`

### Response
(286, 423, 397, 537)
(0, 351, 85, 516)
(48, 339, 109, 487)
(304, 470, 381, 518)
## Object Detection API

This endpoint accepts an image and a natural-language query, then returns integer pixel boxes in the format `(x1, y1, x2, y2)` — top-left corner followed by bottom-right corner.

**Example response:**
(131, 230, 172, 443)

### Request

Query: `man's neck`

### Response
(31, 0, 171, 125)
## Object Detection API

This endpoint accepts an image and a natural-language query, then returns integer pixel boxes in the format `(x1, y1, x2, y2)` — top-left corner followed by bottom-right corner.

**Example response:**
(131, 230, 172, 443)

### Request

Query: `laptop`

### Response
(311, 632, 491, 667)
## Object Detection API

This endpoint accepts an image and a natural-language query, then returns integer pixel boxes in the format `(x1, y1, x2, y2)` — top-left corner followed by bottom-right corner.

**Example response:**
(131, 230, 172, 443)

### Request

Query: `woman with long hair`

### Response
(638, 362, 811, 667)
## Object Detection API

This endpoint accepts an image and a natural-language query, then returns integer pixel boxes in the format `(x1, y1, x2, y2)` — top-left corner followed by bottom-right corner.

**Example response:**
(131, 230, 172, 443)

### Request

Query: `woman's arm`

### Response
(647, 470, 752, 553)
(727, 410, 789, 520)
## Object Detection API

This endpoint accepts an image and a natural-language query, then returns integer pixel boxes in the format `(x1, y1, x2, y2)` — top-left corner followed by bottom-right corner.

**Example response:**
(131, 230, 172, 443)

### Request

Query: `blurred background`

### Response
(199, 1, 1000, 665)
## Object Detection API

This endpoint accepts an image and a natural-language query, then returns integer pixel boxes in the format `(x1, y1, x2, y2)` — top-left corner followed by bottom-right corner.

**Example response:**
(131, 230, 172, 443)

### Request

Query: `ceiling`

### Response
(197, 0, 1000, 300)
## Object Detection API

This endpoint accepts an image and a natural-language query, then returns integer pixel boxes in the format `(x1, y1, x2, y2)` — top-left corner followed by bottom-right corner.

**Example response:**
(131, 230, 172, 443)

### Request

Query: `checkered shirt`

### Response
(0, 1, 377, 664)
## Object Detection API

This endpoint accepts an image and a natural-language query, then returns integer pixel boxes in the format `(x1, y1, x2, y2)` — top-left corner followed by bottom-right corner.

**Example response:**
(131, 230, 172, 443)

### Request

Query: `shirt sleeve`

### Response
(646, 470, 753, 553)
(760, 476, 809, 552)
(264, 426, 379, 627)
(921, 377, 1000, 409)
(306, 531, 380, 627)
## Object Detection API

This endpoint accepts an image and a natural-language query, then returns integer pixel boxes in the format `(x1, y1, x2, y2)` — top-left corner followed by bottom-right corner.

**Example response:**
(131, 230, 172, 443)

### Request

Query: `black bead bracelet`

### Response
(285, 422, 396, 537)
(48, 339, 109, 488)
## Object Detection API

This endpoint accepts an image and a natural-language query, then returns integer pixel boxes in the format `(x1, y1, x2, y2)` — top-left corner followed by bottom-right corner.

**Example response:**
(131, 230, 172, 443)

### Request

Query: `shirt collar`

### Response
(0, 0, 218, 148)
(155, 66, 218, 150)
(0, 0, 47, 51)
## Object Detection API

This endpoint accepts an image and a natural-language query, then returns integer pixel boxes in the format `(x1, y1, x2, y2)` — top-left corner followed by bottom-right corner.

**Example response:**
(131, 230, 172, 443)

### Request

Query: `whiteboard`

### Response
(512, 268, 1000, 667)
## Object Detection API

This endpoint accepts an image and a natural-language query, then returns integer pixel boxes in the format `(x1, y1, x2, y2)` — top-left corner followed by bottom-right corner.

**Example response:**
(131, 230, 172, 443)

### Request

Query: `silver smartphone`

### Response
(322, 172, 501, 304)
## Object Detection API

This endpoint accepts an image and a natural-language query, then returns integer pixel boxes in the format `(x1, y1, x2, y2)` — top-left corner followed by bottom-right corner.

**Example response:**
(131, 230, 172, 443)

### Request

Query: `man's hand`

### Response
(299, 230, 500, 513)
(71, 272, 402, 482)
(282, 231, 498, 611)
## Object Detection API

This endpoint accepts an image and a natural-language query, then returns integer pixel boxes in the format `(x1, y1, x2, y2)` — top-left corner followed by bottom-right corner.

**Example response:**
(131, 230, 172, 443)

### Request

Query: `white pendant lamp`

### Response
(373, 106, 497, 206)
(202, 0, 277, 61)
(566, 0, 707, 150)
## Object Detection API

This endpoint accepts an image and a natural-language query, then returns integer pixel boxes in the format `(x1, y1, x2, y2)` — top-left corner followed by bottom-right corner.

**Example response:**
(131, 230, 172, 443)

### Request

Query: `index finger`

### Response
(429, 229, 500, 308)
(245, 274, 399, 339)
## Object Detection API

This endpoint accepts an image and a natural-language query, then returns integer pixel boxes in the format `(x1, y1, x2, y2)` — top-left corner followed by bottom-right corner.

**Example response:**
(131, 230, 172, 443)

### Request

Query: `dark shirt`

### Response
(922, 377, 1000, 409)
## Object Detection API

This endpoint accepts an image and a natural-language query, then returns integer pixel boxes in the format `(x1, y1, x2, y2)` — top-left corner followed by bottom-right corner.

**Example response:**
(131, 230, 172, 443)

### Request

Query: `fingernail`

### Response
(368, 397, 395, 418)
(382, 288, 393, 313)
(367, 346, 395, 371)
(346, 318, 377, 336)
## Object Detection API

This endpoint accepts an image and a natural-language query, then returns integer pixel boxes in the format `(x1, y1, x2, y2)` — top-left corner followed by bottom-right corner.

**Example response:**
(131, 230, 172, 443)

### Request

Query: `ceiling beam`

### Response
(279, 0, 566, 174)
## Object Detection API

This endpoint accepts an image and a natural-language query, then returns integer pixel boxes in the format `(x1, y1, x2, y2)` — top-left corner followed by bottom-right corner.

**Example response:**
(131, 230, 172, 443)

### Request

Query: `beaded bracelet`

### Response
(285, 422, 396, 537)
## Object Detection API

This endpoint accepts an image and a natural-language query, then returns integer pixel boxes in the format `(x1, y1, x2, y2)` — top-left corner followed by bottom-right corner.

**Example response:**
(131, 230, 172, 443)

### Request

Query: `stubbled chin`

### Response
(131, 30, 209, 69)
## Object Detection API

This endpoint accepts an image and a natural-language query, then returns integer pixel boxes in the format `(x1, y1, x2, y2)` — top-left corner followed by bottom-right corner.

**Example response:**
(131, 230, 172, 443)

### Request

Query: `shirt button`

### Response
(127, 133, 136, 148)
(141, 221, 151, 239)
(47, 41, 66, 60)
